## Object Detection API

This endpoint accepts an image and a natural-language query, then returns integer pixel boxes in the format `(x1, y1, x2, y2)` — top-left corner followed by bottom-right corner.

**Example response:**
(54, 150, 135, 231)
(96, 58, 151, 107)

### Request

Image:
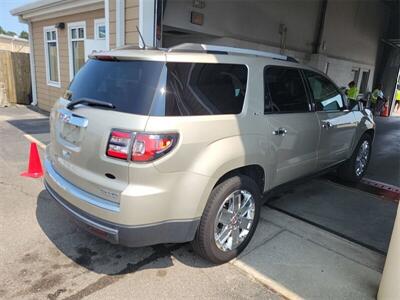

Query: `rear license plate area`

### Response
(60, 122, 81, 145)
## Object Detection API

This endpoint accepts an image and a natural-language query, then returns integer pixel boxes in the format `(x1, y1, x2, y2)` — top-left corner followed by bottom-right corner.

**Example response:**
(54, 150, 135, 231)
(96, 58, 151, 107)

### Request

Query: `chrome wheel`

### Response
(214, 190, 255, 252)
(355, 140, 370, 176)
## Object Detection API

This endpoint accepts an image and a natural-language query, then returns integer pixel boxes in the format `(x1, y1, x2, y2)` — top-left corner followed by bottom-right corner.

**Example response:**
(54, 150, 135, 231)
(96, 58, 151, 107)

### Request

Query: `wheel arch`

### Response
(213, 164, 266, 194)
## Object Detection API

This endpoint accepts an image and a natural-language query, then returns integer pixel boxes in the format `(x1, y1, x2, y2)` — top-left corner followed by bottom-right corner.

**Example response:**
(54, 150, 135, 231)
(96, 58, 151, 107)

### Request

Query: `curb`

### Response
(231, 259, 303, 300)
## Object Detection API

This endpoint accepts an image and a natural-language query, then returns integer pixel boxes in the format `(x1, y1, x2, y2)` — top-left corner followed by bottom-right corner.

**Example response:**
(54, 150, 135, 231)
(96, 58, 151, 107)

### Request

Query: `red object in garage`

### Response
(381, 103, 390, 117)
(21, 142, 43, 178)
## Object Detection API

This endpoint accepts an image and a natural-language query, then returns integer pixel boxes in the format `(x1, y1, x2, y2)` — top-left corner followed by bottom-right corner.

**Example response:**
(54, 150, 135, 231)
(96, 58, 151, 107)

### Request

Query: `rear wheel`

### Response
(192, 175, 261, 264)
(337, 133, 372, 182)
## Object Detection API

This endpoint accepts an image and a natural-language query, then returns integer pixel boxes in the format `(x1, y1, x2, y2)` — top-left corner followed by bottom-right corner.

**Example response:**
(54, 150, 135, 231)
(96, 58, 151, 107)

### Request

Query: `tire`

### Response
(192, 175, 261, 264)
(337, 133, 372, 182)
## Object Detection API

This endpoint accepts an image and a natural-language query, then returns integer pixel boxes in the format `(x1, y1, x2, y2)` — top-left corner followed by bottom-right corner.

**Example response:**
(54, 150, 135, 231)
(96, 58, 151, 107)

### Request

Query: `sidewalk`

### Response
(234, 207, 384, 299)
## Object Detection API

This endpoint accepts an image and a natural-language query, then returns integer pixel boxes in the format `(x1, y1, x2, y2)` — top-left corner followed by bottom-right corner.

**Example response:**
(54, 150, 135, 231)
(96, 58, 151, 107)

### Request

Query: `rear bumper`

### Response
(44, 159, 199, 247)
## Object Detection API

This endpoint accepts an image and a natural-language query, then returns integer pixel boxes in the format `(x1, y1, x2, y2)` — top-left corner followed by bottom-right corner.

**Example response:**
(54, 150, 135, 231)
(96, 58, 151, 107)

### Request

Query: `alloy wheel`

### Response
(214, 190, 256, 251)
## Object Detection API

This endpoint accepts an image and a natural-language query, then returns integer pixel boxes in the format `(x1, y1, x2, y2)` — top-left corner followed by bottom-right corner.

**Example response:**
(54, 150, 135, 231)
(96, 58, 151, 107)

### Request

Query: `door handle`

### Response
(273, 128, 288, 136)
(321, 121, 332, 129)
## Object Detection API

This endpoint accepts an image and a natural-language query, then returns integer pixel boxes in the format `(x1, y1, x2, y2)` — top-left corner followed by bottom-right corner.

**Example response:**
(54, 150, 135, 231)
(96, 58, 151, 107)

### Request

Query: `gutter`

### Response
(18, 16, 37, 106)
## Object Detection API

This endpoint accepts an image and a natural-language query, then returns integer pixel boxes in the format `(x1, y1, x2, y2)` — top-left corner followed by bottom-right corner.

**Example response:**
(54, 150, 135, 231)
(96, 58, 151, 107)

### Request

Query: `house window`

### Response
(95, 19, 106, 40)
(68, 22, 86, 79)
(43, 26, 60, 87)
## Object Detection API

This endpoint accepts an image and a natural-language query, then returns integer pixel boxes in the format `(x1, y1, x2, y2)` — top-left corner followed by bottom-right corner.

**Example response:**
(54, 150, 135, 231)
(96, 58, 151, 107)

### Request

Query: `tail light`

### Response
(132, 133, 178, 162)
(106, 130, 132, 159)
(106, 130, 178, 162)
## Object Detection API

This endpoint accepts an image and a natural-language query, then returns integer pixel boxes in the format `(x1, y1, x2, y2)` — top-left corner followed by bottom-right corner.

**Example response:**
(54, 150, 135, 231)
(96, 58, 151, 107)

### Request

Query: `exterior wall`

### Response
(163, 0, 385, 91)
(31, 9, 104, 111)
(125, 0, 139, 45)
(163, 0, 321, 53)
(108, 0, 139, 48)
(322, 0, 384, 65)
(0, 36, 30, 53)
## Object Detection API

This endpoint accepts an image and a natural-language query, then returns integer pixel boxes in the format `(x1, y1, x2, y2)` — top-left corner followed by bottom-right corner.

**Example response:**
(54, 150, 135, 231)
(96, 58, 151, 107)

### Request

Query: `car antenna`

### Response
(136, 26, 146, 49)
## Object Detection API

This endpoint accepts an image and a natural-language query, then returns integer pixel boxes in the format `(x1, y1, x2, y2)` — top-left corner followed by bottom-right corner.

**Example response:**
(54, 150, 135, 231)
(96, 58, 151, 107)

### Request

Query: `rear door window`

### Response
(67, 59, 164, 115)
(264, 67, 310, 113)
(303, 70, 344, 111)
(151, 63, 248, 116)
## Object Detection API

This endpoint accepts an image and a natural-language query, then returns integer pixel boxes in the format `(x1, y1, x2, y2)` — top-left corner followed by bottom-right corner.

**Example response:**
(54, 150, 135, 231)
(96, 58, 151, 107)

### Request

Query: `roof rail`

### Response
(168, 43, 298, 62)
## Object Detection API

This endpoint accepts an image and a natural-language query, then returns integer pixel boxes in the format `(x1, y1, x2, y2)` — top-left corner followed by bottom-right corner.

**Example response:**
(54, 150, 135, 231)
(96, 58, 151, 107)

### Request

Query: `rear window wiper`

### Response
(67, 98, 116, 110)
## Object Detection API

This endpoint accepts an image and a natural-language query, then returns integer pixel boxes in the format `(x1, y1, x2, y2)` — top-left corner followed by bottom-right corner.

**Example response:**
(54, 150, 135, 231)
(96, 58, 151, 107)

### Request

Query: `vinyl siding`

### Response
(31, 9, 104, 111)
(108, 0, 139, 47)
(125, 0, 139, 45)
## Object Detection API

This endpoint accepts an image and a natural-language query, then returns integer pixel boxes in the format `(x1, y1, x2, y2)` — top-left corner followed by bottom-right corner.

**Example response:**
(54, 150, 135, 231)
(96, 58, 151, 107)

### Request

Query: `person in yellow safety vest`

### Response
(371, 83, 385, 115)
(346, 81, 359, 109)
(395, 84, 400, 112)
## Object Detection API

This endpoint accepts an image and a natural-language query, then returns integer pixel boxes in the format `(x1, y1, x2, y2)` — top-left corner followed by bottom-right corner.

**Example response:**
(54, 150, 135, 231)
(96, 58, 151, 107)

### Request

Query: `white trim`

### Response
(67, 21, 86, 81)
(94, 18, 106, 40)
(139, 0, 155, 47)
(104, 0, 110, 50)
(115, 0, 125, 47)
(12, 0, 104, 22)
(27, 22, 37, 105)
(43, 25, 61, 88)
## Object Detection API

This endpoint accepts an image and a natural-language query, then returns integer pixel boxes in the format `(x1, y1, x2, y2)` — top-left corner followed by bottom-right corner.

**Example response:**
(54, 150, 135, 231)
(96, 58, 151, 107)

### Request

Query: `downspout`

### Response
(105, 0, 110, 50)
(21, 17, 37, 106)
(313, 0, 328, 54)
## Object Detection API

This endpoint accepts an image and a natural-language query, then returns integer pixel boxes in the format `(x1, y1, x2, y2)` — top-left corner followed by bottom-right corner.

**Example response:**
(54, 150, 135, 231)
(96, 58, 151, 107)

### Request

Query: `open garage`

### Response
(157, 0, 400, 111)
(154, 0, 400, 245)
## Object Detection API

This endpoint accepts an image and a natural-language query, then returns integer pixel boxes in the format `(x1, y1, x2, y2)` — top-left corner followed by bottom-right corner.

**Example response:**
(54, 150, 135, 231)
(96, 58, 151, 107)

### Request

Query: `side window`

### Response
(151, 63, 248, 116)
(303, 70, 344, 112)
(264, 67, 309, 113)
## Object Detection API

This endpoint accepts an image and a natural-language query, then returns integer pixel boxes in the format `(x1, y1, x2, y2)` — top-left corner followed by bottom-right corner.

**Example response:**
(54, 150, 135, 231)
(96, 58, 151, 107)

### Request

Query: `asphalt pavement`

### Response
(0, 106, 281, 300)
(365, 116, 400, 187)
(1, 105, 399, 299)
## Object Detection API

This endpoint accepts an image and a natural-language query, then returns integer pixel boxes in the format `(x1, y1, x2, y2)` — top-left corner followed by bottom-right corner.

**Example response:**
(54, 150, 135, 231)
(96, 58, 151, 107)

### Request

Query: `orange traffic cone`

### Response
(381, 103, 389, 117)
(21, 142, 43, 178)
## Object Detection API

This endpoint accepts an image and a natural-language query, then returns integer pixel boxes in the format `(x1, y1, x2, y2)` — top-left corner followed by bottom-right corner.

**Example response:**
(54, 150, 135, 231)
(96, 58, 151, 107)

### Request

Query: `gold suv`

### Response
(45, 44, 375, 263)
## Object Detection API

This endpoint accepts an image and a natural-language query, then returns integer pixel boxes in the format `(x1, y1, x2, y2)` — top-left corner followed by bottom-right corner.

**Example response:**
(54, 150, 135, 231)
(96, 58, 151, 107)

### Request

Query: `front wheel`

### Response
(192, 175, 261, 264)
(337, 133, 372, 182)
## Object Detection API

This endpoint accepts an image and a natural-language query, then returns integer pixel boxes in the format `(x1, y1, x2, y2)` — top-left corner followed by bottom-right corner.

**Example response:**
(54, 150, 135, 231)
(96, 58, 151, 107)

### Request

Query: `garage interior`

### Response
(157, 0, 400, 114)
(155, 0, 400, 253)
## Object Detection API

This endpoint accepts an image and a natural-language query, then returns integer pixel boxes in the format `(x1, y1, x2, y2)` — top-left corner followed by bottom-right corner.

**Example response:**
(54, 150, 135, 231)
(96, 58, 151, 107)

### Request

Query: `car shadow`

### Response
(36, 190, 214, 276)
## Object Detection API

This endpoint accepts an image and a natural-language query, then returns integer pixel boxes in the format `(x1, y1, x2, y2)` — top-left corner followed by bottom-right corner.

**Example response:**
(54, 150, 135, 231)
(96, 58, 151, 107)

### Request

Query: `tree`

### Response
(5, 31, 17, 37)
(0, 25, 20, 37)
(19, 31, 29, 39)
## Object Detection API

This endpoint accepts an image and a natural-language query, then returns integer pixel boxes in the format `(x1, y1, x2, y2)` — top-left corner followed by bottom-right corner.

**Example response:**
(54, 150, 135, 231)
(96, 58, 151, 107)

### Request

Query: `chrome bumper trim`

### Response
(44, 158, 120, 213)
(44, 181, 119, 239)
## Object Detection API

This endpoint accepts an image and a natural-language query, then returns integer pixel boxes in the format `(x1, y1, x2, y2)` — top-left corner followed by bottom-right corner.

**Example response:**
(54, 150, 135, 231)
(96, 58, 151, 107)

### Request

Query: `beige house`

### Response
(11, 0, 155, 111)
(0, 34, 30, 53)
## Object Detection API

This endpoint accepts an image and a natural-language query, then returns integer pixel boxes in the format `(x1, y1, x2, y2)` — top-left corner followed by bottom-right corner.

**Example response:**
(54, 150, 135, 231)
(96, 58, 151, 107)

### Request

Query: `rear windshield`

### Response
(67, 59, 248, 116)
(67, 60, 164, 115)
